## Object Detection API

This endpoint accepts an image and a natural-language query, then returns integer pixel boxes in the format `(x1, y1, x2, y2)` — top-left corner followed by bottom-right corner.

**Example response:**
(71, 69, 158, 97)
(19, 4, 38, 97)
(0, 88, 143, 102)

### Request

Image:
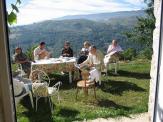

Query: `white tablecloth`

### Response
(31, 57, 77, 83)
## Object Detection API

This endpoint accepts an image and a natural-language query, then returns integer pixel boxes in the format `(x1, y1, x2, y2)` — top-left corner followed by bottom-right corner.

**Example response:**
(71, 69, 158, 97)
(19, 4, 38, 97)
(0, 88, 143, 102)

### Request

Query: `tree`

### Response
(7, 0, 21, 25)
(125, 0, 155, 50)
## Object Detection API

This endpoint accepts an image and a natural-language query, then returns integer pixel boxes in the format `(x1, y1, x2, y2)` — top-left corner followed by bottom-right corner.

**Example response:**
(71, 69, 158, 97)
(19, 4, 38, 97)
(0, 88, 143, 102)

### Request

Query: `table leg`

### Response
(115, 62, 118, 74)
(69, 72, 72, 84)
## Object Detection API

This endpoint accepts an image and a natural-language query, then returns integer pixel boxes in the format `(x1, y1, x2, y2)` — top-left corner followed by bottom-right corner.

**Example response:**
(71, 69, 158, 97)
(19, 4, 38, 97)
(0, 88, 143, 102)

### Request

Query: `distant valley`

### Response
(9, 10, 145, 57)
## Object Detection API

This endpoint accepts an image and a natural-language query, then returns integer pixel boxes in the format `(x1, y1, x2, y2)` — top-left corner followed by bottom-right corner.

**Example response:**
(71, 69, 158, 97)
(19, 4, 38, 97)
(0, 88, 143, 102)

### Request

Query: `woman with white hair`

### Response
(77, 41, 91, 64)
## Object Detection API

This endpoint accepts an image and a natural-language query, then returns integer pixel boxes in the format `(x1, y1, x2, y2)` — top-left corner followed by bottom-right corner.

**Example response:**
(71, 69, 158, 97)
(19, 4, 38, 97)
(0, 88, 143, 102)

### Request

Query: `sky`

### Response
(6, 0, 146, 25)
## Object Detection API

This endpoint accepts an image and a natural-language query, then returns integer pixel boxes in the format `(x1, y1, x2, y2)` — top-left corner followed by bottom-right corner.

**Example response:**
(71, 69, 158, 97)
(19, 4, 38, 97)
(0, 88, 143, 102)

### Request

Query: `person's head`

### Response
(84, 41, 91, 48)
(112, 40, 118, 47)
(15, 47, 22, 54)
(89, 45, 97, 55)
(64, 41, 70, 49)
(39, 42, 46, 50)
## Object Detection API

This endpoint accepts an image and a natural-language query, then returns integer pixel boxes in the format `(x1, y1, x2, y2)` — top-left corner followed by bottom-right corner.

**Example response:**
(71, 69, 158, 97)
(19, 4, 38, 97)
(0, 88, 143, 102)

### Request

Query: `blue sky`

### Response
(6, 0, 146, 25)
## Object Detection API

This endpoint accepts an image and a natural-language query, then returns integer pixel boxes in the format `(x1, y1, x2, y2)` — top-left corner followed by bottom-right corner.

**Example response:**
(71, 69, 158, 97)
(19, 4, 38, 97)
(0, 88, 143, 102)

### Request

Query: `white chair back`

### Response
(30, 70, 51, 86)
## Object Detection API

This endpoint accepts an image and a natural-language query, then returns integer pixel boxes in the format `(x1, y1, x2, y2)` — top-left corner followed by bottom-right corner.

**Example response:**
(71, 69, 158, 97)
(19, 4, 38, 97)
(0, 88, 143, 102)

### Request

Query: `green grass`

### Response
(16, 60, 151, 122)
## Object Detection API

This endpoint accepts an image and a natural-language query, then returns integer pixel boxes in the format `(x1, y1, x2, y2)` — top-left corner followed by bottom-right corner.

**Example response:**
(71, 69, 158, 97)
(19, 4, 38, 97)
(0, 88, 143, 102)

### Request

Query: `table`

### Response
(31, 57, 77, 83)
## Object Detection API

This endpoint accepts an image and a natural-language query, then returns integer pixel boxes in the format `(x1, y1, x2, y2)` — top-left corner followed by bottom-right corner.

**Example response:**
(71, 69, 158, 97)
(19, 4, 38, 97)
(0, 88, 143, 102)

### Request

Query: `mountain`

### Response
(56, 10, 145, 21)
(9, 10, 145, 57)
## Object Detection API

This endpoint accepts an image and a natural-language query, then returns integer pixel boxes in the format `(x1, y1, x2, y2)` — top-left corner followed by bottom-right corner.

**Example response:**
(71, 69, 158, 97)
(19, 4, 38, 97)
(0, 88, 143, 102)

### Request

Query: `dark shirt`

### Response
(13, 52, 31, 73)
(61, 47, 73, 57)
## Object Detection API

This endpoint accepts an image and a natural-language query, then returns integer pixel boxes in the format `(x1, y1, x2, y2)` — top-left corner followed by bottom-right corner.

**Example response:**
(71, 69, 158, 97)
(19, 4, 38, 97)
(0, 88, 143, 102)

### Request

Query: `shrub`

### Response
(121, 48, 136, 61)
(137, 48, 152, 60)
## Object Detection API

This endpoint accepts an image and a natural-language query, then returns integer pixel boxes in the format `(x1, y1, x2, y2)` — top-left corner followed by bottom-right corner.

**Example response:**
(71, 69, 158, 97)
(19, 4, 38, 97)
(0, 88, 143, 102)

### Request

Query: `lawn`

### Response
(16, 60, 151, 122)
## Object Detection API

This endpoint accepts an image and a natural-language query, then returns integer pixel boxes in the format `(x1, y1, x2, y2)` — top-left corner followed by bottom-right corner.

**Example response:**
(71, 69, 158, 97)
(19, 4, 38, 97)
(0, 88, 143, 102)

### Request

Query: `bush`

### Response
(121, 48, 136, 61)
(137, 48, 152, 60)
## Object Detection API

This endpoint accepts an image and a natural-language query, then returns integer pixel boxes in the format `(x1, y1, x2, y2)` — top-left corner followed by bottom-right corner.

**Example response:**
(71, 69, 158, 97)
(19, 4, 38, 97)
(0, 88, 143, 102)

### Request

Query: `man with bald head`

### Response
(104, 39, 123, 67)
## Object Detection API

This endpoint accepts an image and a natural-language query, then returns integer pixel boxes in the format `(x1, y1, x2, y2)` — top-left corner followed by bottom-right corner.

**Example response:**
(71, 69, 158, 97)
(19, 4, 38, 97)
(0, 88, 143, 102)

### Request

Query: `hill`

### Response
(9, 10, 145, 57)
(56, 10, 145, 21)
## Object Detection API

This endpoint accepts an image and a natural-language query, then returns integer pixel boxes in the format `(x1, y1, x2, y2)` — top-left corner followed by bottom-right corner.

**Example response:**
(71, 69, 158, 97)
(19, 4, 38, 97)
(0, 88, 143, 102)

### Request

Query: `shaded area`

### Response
(18, 97, 53, 122)
(97, 99, 131, 111)
(48, 72, 77, 90)
(101, 80, 146, 95)
(114, 70, 150, 79)
(53, 107, 80, 121)
(56, 108, 79, 117)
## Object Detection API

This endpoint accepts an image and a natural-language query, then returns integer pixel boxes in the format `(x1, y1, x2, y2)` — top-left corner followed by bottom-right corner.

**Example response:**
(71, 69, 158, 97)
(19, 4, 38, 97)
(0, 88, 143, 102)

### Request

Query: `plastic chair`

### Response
(105, 53, 120, 75)
(13, 78, 34, 109)
(31, 70, 62, 112)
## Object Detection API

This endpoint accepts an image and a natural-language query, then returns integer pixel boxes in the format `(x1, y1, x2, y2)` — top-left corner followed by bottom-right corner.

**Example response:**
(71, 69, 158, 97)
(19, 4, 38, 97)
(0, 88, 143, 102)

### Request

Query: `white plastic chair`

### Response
(105, 54, 119, 75)
(31, 70, 62, 112)
(13, 78, 34, 109)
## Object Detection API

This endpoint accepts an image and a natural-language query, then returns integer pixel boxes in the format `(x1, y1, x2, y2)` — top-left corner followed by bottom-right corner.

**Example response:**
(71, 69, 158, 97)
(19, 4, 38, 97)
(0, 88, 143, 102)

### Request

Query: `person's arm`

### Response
(61, 48, 66, 56)
(16, 60, 28, 64)
(79, 55, 90, 68)
(22, 53, 29, 62)
(33, 48, 39, 60)
(107, 45, 113, 54)
(13, 55, 26, 64)
(69, 48, 73, 57)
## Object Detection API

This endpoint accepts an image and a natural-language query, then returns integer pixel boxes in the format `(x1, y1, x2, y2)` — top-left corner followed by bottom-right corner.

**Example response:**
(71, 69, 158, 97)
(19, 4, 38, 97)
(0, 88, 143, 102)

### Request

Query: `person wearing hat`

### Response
(33, 42, 51, 61)
(13, 47, 31, 77)
(61, 41, 73, 57)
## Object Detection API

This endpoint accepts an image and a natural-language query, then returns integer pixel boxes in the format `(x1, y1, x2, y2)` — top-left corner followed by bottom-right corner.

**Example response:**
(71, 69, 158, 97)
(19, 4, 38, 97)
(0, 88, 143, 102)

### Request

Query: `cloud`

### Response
(124, 0, 145, 6)
(12, 0, 145, 25)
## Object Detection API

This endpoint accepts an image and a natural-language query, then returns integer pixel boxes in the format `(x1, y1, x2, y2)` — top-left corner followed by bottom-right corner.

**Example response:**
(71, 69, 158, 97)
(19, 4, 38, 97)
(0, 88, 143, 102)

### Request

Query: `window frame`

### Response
(153, 0, 163, 122)
(0, 0, 17, 121)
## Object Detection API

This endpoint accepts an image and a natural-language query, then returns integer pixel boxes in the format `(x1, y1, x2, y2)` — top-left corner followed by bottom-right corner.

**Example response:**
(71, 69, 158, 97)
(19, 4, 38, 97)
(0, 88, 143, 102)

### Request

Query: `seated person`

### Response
(77, 41, 91, 64)
(79, 45, 104, 84)
(13, 47, 31, 77)
(104, 40, 123, 66)
(33, 42, 51, 61)
(61, 41, 73, 57)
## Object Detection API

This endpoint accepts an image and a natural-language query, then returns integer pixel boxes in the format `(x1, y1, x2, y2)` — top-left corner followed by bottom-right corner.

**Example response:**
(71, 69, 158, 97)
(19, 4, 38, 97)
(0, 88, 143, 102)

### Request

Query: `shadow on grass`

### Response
(53, 107, 80, 121)
(97, 99, 131, 111)
(18, 97, 53, 122)
(48, 73, 77, 90)
(56, 108, 80, 117)
(109, 70, 150, 79)
(101, 80, 146, 96)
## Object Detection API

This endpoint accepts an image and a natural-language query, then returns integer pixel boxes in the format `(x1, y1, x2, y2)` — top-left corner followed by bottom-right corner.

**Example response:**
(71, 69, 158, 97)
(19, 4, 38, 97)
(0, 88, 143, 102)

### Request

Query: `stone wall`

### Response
(149, 0, 161, 121)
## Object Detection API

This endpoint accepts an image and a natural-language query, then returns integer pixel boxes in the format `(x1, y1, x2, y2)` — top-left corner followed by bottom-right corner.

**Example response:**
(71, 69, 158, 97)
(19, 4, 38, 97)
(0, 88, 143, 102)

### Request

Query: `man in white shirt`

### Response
(79, 45, 104, 85)
(33, 42, 50, 61)
(104, 40, 123, 66)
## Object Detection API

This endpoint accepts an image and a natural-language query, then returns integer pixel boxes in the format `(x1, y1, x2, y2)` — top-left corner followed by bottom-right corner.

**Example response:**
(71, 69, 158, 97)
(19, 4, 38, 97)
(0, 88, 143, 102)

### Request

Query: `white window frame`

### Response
(153, 1, 163, 122)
